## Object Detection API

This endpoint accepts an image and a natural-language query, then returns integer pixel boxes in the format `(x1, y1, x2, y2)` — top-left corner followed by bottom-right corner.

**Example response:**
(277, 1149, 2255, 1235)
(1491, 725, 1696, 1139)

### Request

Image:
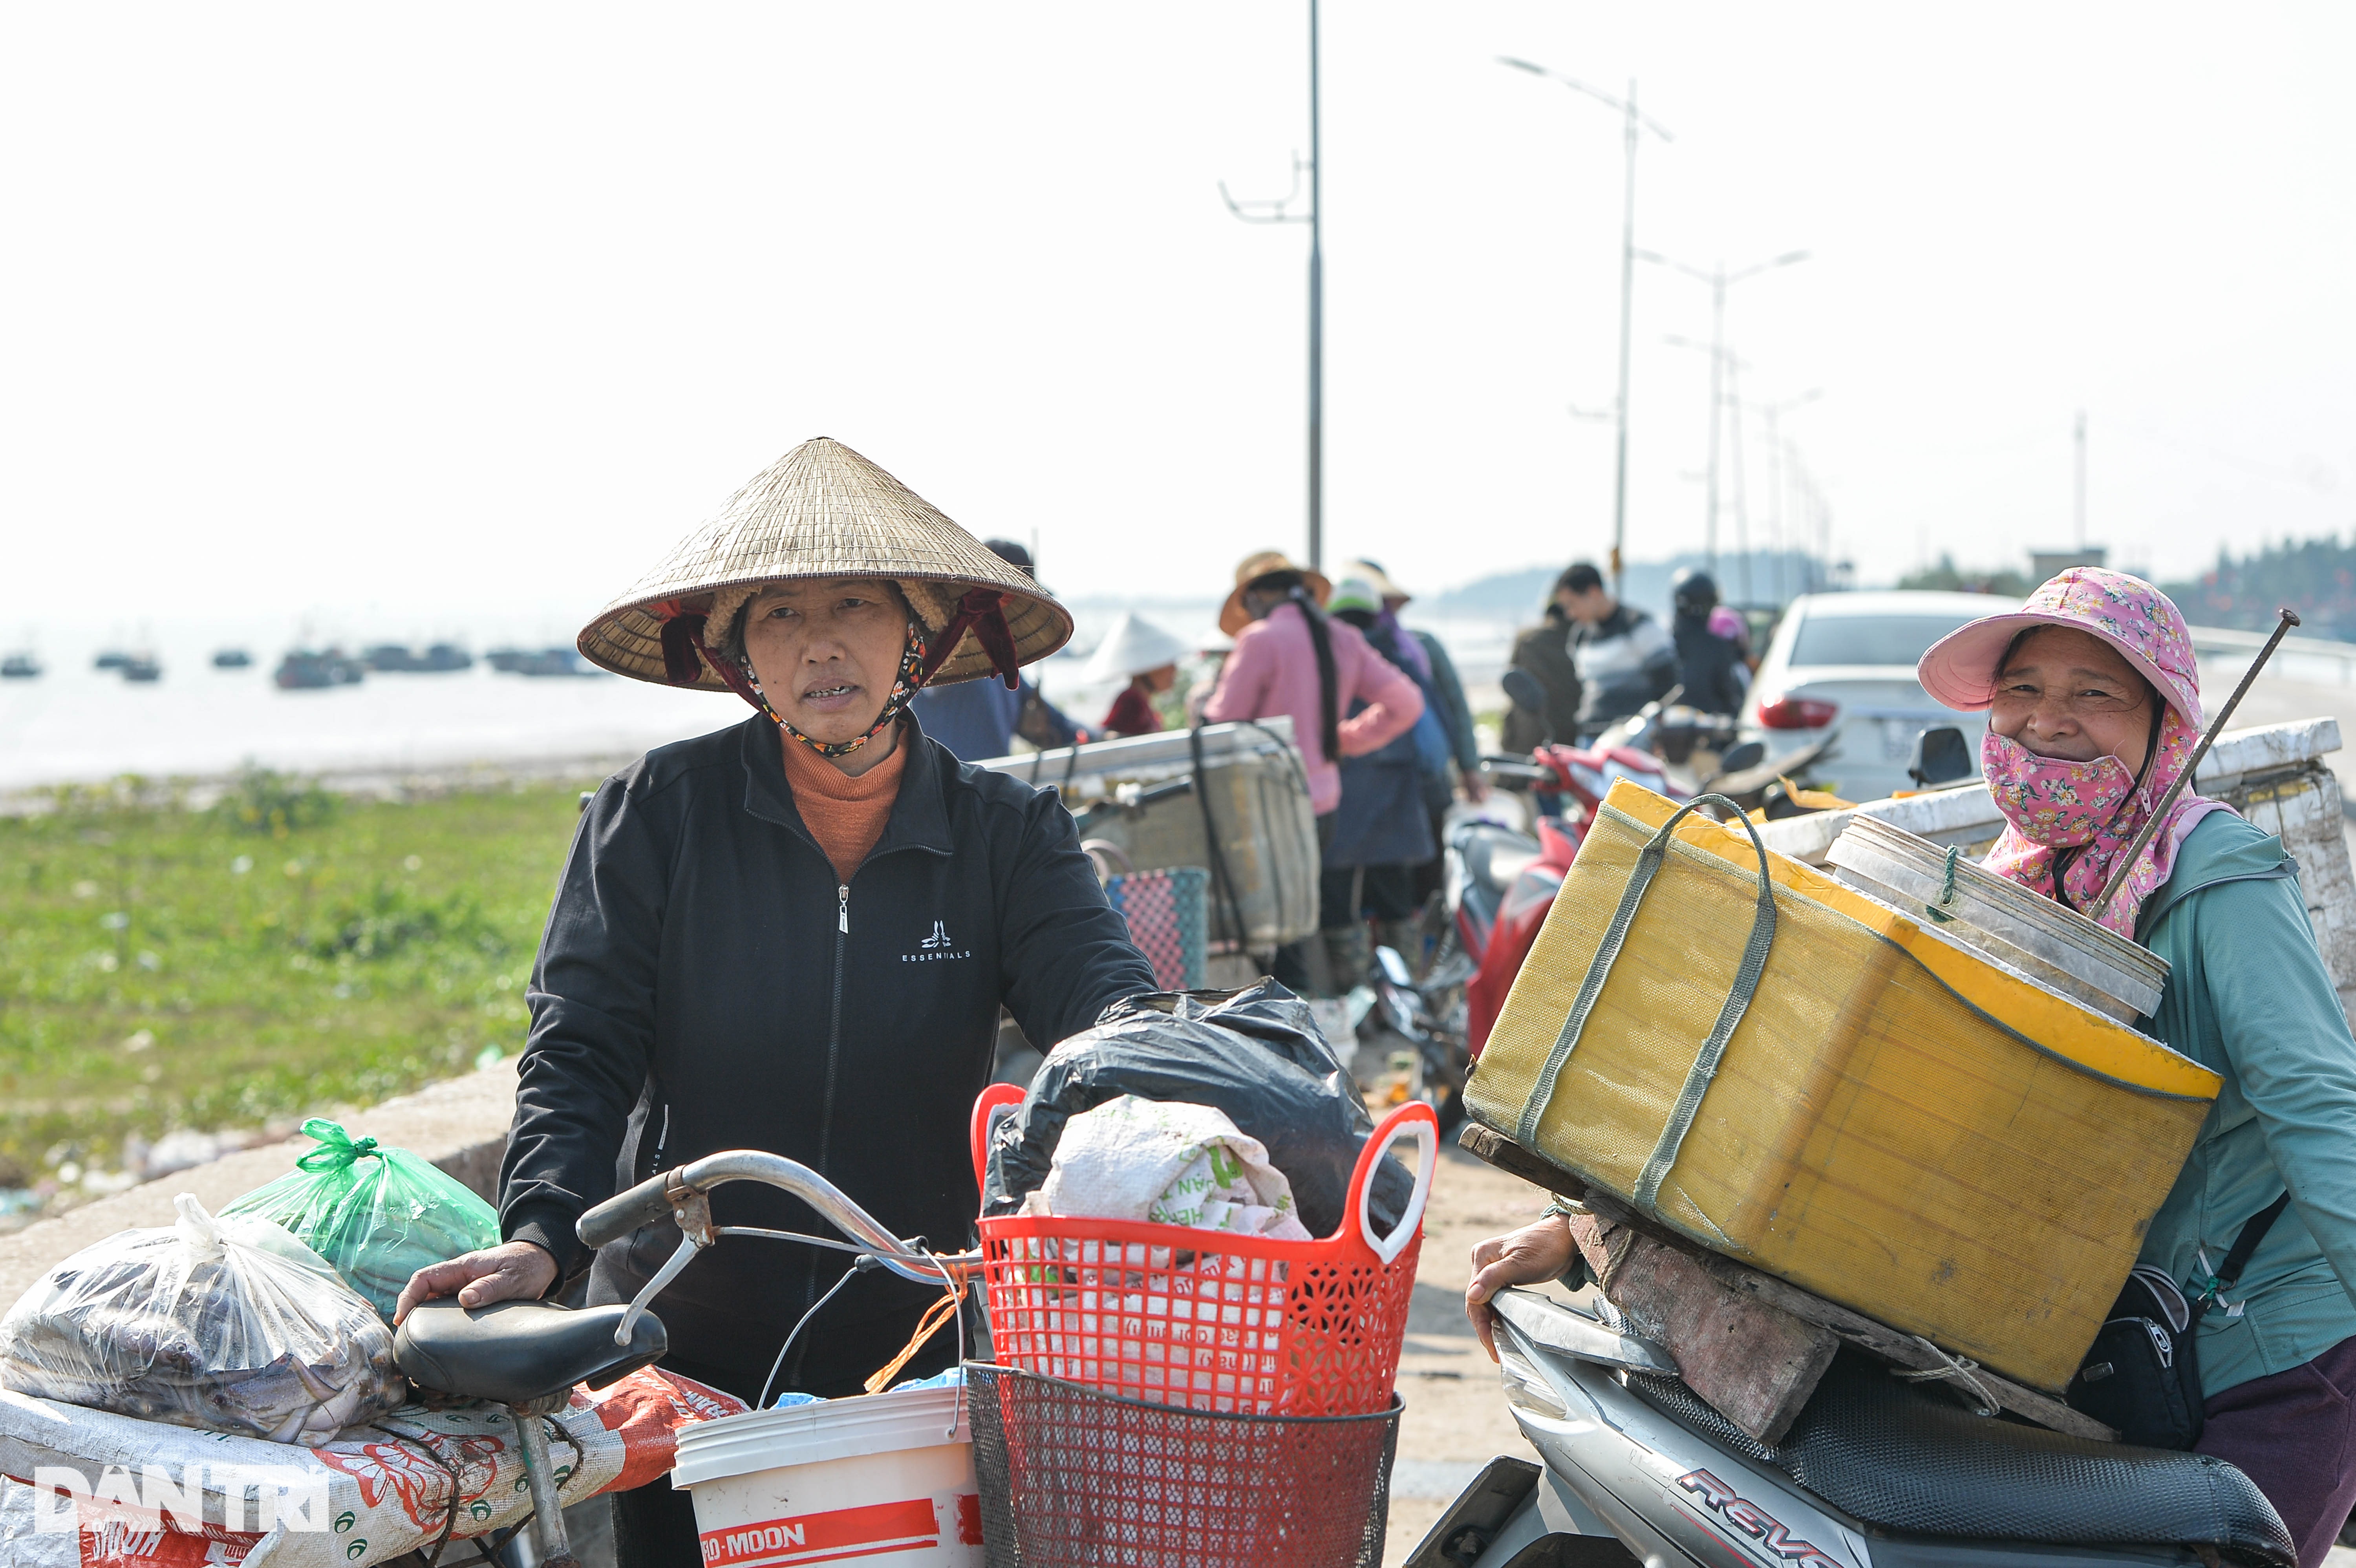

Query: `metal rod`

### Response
(1610, 80, 1639, 596)
(2087, 607, 2301, 923)
(1306, 0, 1323, 571)
(1704, 264, 1725, 572)
(513, 1412, 578, 1568)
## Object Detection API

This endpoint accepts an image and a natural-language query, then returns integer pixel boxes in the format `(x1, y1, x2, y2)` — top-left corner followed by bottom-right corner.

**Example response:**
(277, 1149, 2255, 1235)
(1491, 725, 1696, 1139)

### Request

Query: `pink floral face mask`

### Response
(1979, 707, 2229, 938)
(1979, 731, 2138, 848)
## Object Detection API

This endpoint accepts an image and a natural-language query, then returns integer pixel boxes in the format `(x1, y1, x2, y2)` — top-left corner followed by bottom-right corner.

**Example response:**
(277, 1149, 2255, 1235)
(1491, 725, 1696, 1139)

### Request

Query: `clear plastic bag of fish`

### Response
(0, 1192, 406, 1443)
(220, 1118, 500, 1321)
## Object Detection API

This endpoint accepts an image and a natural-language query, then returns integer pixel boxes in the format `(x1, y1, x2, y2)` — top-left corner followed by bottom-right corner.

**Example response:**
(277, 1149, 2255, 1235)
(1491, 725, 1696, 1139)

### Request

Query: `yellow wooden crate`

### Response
(1466, 781, 2220, 1393)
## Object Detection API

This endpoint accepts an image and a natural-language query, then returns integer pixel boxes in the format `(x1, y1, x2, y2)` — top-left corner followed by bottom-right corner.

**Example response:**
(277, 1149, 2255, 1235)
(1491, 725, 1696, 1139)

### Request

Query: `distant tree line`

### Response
(1897, 555, 2034, 598)
(1897, 538, 2356, 640)
(2159, 536, 2356, 640)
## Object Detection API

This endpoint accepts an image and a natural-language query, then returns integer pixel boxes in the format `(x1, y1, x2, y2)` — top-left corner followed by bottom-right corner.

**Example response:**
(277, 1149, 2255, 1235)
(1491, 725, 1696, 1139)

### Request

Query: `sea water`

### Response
(0, 610, 1515, 792)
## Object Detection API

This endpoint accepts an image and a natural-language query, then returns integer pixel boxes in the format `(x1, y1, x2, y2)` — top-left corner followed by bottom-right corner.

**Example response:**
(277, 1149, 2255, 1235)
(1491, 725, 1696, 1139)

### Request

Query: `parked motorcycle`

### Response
(1354, 943, 1472, 1133)
(1405, 1283, 2293, 1567)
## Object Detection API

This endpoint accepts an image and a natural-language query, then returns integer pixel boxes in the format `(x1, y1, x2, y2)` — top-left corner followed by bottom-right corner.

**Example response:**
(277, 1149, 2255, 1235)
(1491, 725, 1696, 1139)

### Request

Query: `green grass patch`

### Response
(0, 772, 585, 1192)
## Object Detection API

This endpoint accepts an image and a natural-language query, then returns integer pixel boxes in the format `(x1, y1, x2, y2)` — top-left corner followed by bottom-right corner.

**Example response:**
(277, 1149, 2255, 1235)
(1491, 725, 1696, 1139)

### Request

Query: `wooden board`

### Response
(1458, 1123, 2116, 1443)
(1566, 1210, 1837, 1445)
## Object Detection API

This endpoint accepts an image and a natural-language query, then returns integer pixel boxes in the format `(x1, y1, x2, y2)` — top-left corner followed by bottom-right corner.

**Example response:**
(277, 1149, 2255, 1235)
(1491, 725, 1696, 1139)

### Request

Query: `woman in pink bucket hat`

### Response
(1918, 566, 2356, 1563)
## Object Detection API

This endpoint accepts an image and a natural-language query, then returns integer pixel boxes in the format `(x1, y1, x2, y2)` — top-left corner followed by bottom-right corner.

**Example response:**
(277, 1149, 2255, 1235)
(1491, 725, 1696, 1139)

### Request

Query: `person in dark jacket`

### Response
(1501, 570, 1584, 753)
(909, 539, 1090, 759)
(1668, 567, 1750, 717)
(1323, 576, 1438, 980)
(393, 437, 1157, 1567)
(1561, 560, 1676, 739)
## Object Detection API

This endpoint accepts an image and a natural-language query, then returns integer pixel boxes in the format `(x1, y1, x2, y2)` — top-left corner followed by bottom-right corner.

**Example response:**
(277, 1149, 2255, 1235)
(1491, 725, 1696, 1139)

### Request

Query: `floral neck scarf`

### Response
(741, 621, 930, 760)
(1980, 704, 2232, 938)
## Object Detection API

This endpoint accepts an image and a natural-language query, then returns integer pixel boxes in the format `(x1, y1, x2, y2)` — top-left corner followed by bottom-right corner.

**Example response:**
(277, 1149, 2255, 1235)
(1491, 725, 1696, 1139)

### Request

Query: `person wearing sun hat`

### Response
(393, 437, 1158, 1566)
(1460, 566, 2356, 1562)
(1919, 566, 2356, 1562)
(1199, 550, 1424, 990)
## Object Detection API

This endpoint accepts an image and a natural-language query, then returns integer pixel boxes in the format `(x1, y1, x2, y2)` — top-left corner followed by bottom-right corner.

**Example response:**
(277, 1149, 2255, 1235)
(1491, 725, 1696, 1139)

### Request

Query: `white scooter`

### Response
(1405, 1285, 2295, 1568)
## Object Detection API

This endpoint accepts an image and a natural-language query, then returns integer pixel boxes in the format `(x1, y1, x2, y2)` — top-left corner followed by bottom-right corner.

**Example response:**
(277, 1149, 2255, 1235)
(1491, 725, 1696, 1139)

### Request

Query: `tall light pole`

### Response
(1638, 248, 1809, 575)
(1499, 58, 1672, 598)
(1224, 2, 1325, 569)
(1745, 388, 1823, 604)
(2073, 408, 2088, 552)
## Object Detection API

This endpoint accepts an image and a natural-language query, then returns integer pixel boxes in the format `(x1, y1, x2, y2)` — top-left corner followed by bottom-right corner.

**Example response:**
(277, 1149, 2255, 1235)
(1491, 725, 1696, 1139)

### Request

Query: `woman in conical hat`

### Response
(1082, 610, 1191, 737)
(396, 439, 1158, 1561)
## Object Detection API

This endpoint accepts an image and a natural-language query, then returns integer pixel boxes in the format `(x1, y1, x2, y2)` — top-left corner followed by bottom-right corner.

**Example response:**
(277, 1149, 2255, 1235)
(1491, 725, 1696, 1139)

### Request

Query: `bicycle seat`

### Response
(395, 1299, 668, 1409)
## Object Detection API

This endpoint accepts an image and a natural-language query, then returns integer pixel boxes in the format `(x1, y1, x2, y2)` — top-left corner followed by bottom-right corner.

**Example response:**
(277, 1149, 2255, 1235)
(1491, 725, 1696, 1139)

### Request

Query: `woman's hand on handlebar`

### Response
(392, 1240, 558, 1325)
(1465, 1214, 1577, 1362)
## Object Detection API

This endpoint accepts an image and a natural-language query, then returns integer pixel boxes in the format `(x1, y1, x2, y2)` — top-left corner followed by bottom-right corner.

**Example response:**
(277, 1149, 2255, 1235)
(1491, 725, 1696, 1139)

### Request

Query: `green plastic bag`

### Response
(221, 1119, 500, 1321)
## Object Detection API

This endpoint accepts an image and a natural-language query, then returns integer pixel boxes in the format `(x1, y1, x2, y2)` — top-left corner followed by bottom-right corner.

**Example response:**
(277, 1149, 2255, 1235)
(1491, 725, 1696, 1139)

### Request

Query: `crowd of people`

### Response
(394, 433, 2356, 1567)
(909, 545, 1768, 995)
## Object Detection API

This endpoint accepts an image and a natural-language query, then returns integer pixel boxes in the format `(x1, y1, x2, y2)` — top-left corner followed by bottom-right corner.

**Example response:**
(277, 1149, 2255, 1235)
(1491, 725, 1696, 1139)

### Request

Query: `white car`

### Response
(1740, 590, 2014, 803)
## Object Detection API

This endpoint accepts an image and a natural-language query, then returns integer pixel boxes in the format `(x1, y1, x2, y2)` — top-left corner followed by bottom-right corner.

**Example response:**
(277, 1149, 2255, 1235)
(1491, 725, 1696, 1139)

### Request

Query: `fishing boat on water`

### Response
(364, 643, 421, 671)
(93, 649, 130, 671)
(211, 647, 253, 669)
(121, 653, 162, 683)
(364, 642, 473, 673)
(1, 652, 40, 679)
(501, 647, 599, 677)
(273, 648, 366, 690)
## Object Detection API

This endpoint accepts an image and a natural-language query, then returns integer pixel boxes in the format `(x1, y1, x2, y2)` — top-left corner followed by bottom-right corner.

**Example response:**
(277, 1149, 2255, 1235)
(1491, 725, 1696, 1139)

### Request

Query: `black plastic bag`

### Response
(984, 980, 1413, 1239)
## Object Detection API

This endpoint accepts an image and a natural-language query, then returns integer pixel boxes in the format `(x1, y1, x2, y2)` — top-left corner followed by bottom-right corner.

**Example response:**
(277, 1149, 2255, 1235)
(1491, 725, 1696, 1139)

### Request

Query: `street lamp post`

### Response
(1637, 248, 1809, 577)
(1499, 58, 1672, 597)
(1747, 388, 1823, 604)
(1223, 1, 1325, 569)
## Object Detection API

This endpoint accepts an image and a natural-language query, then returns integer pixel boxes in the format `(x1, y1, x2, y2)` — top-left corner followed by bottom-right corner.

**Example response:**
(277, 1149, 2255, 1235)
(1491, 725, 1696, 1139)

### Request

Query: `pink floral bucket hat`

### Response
(1917, 567, 2202, 729)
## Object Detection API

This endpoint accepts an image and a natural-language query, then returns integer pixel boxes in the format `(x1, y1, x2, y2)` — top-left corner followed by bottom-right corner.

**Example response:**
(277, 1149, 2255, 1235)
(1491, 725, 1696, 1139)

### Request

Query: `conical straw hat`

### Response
(578, 437, 1074, 691)
(1081, 612, 1193, 683)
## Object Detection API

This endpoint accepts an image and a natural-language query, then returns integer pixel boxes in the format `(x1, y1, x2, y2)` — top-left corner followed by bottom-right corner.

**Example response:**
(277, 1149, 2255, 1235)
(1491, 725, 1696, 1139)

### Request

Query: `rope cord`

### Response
(1891, 1335, 2000, 1417)
(1924, 843, 1962, 923)
(1188, 724, 1251, 956)
(367, 1422, 463, 1567)
(863, 1272, 968, 1396)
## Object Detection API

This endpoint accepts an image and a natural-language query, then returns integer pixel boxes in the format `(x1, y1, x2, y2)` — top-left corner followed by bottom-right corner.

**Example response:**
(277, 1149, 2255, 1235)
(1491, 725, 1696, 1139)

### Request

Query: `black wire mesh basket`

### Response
(964, 1361, 1400, 1568)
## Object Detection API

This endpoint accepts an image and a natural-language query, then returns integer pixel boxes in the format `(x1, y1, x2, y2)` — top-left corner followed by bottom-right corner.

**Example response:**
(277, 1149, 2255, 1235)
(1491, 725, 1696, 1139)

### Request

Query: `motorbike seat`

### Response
(1634, 1350, 2294, 1567)
(395, 1298, 668, 1409)
(1457, 828, 1540, 899)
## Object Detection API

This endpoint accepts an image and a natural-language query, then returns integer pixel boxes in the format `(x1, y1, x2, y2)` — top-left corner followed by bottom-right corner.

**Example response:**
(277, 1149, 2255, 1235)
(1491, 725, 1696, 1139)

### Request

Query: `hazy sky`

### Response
(4, 2, 2351, 648)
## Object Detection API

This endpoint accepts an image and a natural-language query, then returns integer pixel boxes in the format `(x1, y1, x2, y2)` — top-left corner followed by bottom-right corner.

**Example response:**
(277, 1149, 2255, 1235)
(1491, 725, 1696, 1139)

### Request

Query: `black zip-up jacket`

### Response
(499, 711, 1156, 1396)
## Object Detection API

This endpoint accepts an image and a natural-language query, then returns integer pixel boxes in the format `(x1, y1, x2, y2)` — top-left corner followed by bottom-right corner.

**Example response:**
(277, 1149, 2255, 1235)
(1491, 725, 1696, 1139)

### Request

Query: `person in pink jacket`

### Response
(1200, 551, 1425, 989)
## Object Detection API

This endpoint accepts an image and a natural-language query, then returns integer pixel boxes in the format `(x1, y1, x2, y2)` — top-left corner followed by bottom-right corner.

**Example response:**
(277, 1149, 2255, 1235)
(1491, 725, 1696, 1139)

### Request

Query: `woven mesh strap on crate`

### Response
(1101, 866, 1208, 991)
(965, 1362, 1398, 1568)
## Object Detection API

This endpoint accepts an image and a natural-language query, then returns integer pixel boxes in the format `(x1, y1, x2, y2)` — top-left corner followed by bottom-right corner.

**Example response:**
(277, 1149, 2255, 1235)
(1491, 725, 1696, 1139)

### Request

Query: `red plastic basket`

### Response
(969, 1086, 1435, 1417)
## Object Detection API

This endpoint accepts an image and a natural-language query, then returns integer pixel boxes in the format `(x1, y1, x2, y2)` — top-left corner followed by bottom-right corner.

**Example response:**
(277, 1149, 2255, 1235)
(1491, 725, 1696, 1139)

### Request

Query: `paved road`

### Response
(1382, 1141, 1552, 1563)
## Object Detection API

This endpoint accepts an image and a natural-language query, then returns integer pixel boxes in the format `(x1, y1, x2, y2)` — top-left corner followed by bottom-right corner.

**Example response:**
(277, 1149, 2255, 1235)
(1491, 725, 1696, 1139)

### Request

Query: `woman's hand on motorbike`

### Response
(1460, 766, 1490, 803)
(393, 1240, 558, 1325)
(1465, 1214, 1577, 1361)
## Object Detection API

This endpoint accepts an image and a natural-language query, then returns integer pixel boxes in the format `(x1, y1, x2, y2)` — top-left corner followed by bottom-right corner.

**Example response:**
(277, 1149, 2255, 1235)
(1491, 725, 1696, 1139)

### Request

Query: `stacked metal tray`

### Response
(1826, 813, 2169, 1024)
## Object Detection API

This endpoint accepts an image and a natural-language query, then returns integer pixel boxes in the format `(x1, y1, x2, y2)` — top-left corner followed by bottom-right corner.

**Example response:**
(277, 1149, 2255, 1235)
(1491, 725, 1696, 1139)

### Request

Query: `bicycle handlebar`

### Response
(576, 1151, 959, 1281)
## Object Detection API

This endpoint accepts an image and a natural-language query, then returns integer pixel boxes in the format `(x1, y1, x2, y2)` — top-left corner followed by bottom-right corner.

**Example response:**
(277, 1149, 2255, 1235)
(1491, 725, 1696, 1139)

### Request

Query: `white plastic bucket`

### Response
(671, 1382, 980, 1567)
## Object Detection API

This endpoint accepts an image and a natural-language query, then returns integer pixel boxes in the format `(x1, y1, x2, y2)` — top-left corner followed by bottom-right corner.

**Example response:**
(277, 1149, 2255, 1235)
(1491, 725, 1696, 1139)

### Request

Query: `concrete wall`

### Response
(0, 1060, 518, 1306)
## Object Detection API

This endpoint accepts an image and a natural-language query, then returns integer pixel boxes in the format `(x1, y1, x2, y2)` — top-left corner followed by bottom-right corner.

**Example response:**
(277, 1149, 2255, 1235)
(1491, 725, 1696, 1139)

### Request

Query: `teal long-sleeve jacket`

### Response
(2134, 809, 2356, 1398)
